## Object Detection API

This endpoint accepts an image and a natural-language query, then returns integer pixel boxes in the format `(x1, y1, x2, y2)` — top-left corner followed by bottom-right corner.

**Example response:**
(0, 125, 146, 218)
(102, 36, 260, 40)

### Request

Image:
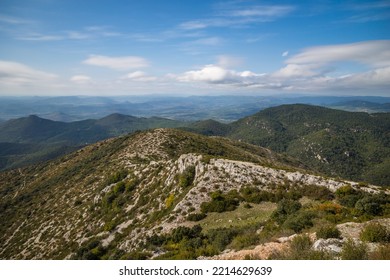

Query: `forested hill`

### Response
(0, 114, 186, 170)
(187, 104, 390, 186)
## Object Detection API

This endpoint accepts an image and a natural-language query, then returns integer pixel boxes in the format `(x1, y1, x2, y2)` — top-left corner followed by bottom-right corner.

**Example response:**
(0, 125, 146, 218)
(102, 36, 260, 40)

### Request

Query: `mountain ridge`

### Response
(0, 114, 186, 171)
(0, 128, 388, 260)
(188, 104, 390, 186)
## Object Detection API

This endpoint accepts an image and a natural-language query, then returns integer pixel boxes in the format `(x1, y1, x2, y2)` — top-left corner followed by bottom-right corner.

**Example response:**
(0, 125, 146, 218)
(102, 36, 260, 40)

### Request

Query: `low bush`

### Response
(125, 178, 139, 192)
(335, 185, 363, 208)
(340, 239, 368, 260)
(106, 170, 128, 185)
(230, 231, 259, 250)
(207, 228, 238, 251)
(316, 224, 341, 239)
(240, 187, 272, 203)
(165, 193, 175, 208)
(301, 185, 334, 201)
(170, 225, 203, 243)
(369, 243, 390, 260)
(283, 211, 316, 233)
(360, 223, 389, 243)
(113, 181, 125, 194)
(200, 190, 240, 213)
(178, 166, 196, 188)
(187, 212, 207, 221)
(270, 235, 332, 260)
(75, 240, 107, 260)
(355, 193, 389, 216)
(271, 199, 302, 224)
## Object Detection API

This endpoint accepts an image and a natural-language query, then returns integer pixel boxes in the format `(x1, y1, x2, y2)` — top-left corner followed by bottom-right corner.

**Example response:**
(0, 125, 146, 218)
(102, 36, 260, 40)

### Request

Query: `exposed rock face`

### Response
(337, 218, 390, 240)
(313, 238, 343, 253)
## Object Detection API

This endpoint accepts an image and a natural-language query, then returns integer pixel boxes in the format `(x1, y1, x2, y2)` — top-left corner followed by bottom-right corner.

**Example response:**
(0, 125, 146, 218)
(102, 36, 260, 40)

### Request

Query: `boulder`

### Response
(313, 238, 343, 253)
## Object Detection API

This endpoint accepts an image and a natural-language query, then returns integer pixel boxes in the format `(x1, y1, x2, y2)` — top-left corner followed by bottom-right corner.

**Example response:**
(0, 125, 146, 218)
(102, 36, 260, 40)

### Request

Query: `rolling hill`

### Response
(188, 104, 390, 186)
(0, 114, 186, 170)
(1, 128, 388, 260)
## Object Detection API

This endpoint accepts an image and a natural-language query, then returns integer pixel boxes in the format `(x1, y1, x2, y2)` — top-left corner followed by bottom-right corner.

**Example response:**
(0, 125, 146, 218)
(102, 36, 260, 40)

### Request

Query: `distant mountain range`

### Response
(329, 100, 390, 113)
(0, 114, 186, 170)
(1, 104, 389, 186)
(1, 95, 389, 122)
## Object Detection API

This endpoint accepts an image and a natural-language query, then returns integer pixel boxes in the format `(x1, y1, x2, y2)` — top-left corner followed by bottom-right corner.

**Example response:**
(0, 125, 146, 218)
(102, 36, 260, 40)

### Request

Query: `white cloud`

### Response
(177, 64, 266, 85)
(287, 40, 390, 68)
(0, 60, 57, 87)
(176, 41, 390, 94)
(179, 21, 209, 30)
(228, 6, 295, 18)
(15, 26, 123, 41)
(282, 51, 289, 57)
(16, 33, 64, 41)
(122, 71, 157, 82)
(70, 75, 92, 84)
(178, 65, 231, 83)
(330, 66, 390, 88)
(179, 4, 295, 30)
(273, 64, 318, 78)
(83, 55, 149, 71)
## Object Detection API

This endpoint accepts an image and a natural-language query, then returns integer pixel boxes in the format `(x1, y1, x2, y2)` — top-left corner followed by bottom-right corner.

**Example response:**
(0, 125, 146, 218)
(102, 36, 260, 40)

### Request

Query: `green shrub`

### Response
(170, 225, 203, 243)
(271, 199, 302, 224)
(369, 244, 390, 260)
(283, 211, 316, 233)
(240, 187, 273, 203)
(360, 223, 389, 243)
(230, 231, 259, 250)
(355, 193, 388, 216)
(121, 251, 151, 260)
(341, 239, 368, 260)
(103, 220, 117, 232)
(301, 185, 334, 201)
(106, 170, 128, 185)
(179, 166, 196, 188)
(207, 228, 238, 251)
(187, 212, 207, 221)
(165, 193, 175, 208)
(200, 190, 240, 213)
(146, 234, 166, 247)
(290, 234, 312, 252)
(75, 240, 107, 260)
(316, 224, 341, 239)
(270, 234, 332, 260)
(335, 185, 363, 207)
(125, 178, 139, 192)
(113, 181, 125, 194)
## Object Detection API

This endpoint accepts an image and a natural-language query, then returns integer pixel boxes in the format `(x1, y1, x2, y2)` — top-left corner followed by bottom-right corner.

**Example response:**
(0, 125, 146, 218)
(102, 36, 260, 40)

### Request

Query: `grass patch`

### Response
(199, 202, 276, 232)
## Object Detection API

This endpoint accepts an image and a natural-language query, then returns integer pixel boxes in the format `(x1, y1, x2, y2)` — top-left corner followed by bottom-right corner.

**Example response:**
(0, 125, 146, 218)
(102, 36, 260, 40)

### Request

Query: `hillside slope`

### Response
(0, 129, 387, 260)
(188, 104, 390, 186)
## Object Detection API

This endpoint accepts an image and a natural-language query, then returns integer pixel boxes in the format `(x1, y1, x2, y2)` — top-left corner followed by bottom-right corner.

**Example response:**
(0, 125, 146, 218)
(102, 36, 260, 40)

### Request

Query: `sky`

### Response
(0, 0, 389, 96)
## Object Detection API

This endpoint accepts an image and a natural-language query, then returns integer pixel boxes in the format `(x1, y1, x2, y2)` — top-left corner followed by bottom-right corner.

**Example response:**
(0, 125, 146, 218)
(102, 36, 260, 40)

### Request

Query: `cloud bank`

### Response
(1, 40, 389, 95)
(0, 60, 57, 87)
(176, 40, 390, 93)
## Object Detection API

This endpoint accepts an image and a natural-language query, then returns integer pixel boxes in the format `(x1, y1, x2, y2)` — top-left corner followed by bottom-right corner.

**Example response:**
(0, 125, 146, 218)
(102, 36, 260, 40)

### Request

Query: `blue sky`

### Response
(0, 0, 389, 96)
